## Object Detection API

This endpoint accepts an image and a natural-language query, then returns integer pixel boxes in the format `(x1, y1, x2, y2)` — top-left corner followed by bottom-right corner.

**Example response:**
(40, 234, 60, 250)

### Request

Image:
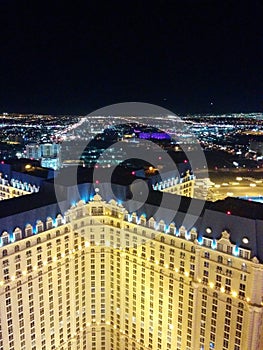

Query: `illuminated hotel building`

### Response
(0, 171, 263, 350)
(154, 170, 195, 198)
(0, 173, 39, 200)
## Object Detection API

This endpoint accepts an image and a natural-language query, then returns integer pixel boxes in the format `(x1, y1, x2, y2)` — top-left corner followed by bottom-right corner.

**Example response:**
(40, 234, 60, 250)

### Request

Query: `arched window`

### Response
(1, 231, 9, 245)
(159, 220, 165, 232)
(179, 226, 186, 237)
(169, 223, 175, 235)
(46, 217, 53, 230)
(56, 214, 63, 226)
(190, 229, 197, 241)
(131, 213, 137, 224)
(149, 218, 155, 229)
(218, 256, 223, 263)
(140, 216, 146, 226)
(25, 224, 33, 237)
(238, 302, 244, 309)
(37, 237, 41, 244)
(13, 228, 22, 241)
(26, 241, 31, 248)
(14, 245, 20, 252)
(36, 221, 44, 233)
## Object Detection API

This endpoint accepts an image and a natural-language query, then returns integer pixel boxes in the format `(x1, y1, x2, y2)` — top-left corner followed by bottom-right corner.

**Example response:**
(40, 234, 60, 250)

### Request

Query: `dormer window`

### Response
(36, 221, 44, 233)
(14, 228, 22, 241)
(57, 214, 63, 226)
(1, 232, 9, 245)
(46, 218, 53, 230)
(25, 225, 33, 237)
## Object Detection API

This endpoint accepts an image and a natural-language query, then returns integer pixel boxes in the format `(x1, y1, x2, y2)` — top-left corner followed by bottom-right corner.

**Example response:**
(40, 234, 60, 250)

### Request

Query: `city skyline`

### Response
(1, 2, 263, 349)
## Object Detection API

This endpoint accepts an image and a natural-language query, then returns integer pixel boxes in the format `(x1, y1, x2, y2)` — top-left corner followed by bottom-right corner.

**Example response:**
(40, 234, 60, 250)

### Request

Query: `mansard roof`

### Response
(0, 169, 263, 262)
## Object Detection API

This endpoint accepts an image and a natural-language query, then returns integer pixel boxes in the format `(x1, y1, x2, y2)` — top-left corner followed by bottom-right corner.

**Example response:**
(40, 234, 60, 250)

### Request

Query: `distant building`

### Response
(41, 143, 60, 158)
(153, 170, 195, 198)
(25, 143, 61, 170)
(25, 143, 41, 159)
(41, 157, 60, 170)
(194, 177, 214, 200)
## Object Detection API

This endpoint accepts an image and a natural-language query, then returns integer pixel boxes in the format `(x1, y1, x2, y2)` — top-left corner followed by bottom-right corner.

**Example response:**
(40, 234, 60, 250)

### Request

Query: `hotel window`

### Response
(170, 239, 175, 246)
(180, 252, 185, 259)
(36, 221, 44, 233)
(239, 284, 246, 291)
(226, 269, 232, 276)
(241, 263, 247, 271)
(14, 229, 22, 241)
(227, 245, 232, 254)
(25, 225, 32, 237)
(3, 259, 9, 267)
(227, 259, 232, 266)
(217, 243, 223, 251)
(240, 273, 246, 281)
(46, 218, 53, 230)
(2, 232, 9, 245)
(238, 302, 244, 309)
(190, 264, 195, 271)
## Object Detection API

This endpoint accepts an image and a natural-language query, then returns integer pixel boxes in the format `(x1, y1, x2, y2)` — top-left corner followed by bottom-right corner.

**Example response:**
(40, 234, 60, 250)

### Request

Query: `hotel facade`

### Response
(1, 179, 263, 350)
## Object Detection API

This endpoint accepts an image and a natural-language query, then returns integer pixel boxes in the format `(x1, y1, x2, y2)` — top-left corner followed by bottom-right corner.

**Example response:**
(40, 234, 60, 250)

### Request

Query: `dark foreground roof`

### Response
(0, 173, 263, 262)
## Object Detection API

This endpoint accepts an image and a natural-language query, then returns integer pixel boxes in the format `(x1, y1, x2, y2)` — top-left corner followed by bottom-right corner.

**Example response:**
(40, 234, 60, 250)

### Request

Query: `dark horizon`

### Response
(1, 0, 262, 115)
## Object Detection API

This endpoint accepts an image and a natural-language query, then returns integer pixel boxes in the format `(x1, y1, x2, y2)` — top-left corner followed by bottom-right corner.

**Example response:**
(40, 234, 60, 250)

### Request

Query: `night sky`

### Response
(1, 0, 262, 115)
